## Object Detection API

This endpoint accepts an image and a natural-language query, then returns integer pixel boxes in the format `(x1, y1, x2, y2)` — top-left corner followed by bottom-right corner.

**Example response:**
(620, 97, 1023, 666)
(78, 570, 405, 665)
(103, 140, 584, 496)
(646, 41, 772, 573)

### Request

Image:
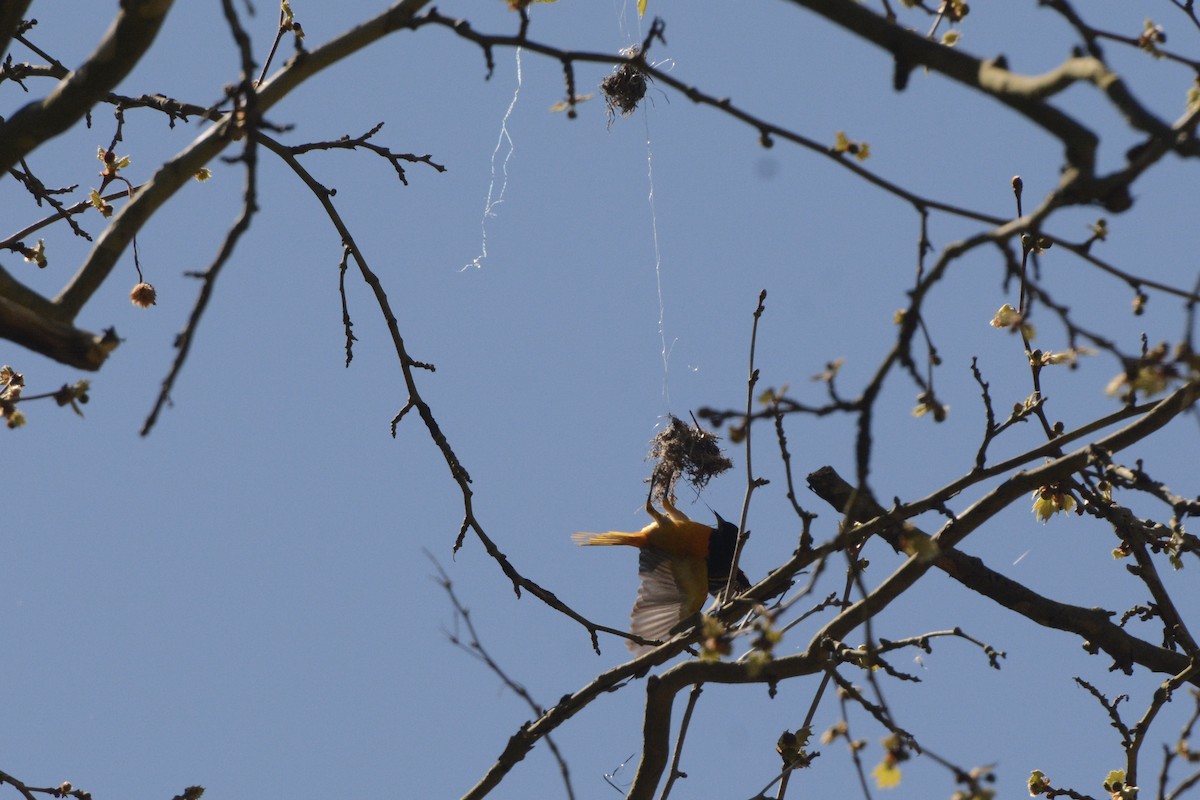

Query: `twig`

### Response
(429, 554, 575, 800)
(658, 684, 702, 799)
(1126, 660, 1200, 788)
(283, 122, 446, 185)
(723, 290, 768, 604)
(0, 769, 38, 800)
(337, 244, 357, 367)
(141, 4, 260, 435)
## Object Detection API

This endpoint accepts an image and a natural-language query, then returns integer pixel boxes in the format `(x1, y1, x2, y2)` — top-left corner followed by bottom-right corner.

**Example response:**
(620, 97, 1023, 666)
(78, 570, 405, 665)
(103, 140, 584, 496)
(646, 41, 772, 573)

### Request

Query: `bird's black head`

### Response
(708, 512, 751, 594)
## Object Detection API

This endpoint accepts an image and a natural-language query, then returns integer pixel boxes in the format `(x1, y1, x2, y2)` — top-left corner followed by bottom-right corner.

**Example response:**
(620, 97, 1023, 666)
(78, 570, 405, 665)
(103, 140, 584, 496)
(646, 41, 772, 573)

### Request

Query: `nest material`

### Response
(601, 58, 648, 122)
(647, 415, 733, 501)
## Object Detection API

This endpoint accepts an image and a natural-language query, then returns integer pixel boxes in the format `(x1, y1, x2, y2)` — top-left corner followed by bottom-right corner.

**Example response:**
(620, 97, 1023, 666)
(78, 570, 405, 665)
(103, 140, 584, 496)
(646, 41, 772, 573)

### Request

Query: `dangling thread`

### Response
(466, 48, 523, 270)
(644, 112, 672, 411)
(614, 1, 673, 410)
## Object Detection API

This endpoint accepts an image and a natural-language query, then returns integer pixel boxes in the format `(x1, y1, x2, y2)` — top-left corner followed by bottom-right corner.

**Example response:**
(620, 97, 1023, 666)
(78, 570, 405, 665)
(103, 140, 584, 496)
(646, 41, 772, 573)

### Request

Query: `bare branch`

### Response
(142, 0, 260, 435)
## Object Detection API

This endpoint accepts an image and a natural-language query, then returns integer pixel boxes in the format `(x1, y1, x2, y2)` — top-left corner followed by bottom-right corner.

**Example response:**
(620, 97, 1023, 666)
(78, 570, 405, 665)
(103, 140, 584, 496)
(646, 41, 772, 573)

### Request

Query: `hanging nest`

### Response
(601, 47, 648, 123)
(646, 415, 733, 502)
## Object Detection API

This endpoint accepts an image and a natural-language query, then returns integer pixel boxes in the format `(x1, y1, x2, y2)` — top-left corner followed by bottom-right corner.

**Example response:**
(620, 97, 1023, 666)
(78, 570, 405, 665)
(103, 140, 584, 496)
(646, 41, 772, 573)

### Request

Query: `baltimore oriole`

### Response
(574, 497, 750, 652)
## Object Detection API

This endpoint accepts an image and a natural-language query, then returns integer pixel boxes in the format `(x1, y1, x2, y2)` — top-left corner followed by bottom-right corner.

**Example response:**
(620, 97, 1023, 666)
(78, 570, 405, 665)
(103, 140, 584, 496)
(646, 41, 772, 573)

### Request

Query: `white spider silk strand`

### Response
(466, 48, 522, 270)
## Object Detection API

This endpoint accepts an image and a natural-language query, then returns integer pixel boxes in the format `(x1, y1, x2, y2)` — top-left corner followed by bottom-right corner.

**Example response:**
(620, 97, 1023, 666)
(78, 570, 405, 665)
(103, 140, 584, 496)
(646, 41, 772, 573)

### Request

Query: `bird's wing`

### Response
(628, 547, 708, 652)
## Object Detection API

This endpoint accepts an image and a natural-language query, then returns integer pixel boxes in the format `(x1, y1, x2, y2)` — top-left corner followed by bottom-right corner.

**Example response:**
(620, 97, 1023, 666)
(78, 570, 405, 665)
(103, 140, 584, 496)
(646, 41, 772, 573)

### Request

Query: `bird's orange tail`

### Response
(572, 531, 647, 547)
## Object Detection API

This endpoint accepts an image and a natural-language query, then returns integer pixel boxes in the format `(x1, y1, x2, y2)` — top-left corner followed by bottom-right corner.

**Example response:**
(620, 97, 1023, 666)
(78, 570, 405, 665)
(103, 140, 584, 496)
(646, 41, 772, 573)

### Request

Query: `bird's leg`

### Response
(661, 494, 692, 523)
(644, 491, 670, 526)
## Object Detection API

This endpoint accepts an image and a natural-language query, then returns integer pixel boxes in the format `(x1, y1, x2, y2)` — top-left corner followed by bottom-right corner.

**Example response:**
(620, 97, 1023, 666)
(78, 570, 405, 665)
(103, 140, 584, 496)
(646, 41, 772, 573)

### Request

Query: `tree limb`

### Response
(0, 294, 113, 370)
(783, 0, 1110, 173)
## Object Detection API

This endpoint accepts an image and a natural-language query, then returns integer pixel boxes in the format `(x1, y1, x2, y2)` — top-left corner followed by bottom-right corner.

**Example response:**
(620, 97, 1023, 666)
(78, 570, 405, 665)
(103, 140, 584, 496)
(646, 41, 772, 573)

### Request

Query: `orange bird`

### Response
(574, 497, 750, 652)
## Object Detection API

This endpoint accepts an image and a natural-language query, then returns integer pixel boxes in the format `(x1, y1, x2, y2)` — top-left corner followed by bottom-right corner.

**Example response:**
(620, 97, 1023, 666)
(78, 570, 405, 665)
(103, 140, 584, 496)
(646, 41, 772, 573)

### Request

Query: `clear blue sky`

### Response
(4, 1, 1198, 798)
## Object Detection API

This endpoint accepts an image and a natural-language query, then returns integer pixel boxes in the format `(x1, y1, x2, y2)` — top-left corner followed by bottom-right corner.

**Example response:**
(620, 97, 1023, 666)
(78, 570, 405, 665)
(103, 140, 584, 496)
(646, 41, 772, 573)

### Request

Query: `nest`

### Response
(646, 415, 733, 502)
(601, 48, 648, 123)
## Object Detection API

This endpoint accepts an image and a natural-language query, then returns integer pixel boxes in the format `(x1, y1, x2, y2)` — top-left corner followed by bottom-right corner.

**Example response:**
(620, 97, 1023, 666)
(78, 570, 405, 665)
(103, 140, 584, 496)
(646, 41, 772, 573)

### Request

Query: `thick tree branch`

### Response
(784, 0, 1200, 210)
(0, 294, 112, 370)
(0, 262, 56, 318)
(784, 0, 1113, 175)
(802, 1, 1103, 156)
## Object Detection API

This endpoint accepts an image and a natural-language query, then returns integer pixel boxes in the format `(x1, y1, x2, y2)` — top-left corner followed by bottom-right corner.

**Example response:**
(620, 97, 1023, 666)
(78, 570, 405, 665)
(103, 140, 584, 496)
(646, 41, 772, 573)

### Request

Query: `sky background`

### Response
(4, 1, 1200, 798)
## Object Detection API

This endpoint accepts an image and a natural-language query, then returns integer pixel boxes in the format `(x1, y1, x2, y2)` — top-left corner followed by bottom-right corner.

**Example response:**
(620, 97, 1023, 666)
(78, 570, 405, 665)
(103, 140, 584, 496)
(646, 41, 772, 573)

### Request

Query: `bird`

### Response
(573, 496, 751, 652)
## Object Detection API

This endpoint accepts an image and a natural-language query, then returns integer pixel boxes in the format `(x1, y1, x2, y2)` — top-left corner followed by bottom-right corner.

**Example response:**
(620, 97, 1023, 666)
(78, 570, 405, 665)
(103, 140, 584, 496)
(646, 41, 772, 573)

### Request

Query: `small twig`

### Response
(824, 667, 912, 745)
(429, 553, 576, 800)
(255, 5, 290, 88)
(723, 289, 768, 605)
(142, 5, 260, 435)
(771, 397, 817, 547)
(773, 591, 844, 637)
(1074, 676, 1132, 747)
(969, 357, 998, 470)
(337, 244, 357, 366)
(8, 161, 89, 240)
(0, 769, 38, 800)
(0, 186, 137, 251)
(1126, 660, 1200, 788)
(284, 122, 446, 185)
(1161, 689, 1200, 800)
(838, 690, 875, 800)
(658, 684, 703, 800)
(874, 627, 1006, 670)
